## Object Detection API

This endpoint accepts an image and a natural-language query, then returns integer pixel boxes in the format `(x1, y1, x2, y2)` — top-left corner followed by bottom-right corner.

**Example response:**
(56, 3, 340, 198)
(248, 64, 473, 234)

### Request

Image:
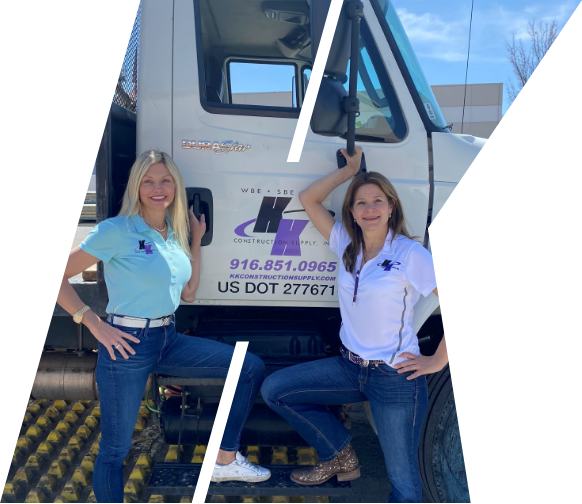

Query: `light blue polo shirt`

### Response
(79, 214, 192, 319)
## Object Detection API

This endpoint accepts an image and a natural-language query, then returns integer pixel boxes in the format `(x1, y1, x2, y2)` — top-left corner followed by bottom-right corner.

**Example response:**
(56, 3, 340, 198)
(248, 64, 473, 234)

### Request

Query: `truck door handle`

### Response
(193, 194, 201, 218)
(336, 149, 366, 173)
(186, 188, 213, 246)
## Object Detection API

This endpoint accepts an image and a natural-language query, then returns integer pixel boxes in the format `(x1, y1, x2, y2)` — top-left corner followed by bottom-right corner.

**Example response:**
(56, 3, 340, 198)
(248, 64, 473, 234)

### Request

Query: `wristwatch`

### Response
(73, 305, 91, 324)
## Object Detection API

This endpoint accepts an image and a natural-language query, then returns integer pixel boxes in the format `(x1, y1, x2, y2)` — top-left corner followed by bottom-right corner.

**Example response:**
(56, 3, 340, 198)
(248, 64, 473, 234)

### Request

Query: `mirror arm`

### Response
(345, 0, 364, 157)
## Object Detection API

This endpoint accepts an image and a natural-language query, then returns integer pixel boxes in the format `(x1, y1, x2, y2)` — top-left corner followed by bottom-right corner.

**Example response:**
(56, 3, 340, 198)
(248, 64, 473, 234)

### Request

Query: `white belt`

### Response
(107, 314, 173, 329)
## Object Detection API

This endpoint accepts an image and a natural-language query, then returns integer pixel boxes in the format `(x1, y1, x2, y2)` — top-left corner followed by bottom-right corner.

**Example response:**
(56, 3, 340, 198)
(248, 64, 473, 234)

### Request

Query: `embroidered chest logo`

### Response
(378, 259, 401, 271)
(134, 240, 158, 255)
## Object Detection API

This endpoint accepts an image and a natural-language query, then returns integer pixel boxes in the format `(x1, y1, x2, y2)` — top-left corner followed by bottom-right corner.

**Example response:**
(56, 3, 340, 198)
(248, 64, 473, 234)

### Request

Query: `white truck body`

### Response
(136, 0, 483, 314)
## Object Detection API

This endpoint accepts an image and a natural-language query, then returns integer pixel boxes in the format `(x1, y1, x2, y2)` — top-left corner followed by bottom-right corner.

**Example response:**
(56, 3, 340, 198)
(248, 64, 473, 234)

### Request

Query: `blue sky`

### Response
(397, 0, 580, 113)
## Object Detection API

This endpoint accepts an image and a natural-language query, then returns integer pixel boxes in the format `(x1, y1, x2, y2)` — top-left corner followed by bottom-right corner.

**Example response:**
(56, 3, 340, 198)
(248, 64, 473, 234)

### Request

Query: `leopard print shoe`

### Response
(290, 444, 360, 486)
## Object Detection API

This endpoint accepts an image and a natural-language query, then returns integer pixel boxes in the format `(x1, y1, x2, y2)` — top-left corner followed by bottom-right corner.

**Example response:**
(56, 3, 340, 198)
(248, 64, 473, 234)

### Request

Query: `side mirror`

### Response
(314, 5, 352, 84)
(310, 78, 348, 136)
(311, 0, 352, 81)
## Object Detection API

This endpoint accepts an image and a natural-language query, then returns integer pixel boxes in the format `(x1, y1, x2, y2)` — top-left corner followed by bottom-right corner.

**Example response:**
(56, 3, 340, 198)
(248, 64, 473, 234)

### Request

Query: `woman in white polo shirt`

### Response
(56, 151, 270, 503)
(261, 147, 448, 503)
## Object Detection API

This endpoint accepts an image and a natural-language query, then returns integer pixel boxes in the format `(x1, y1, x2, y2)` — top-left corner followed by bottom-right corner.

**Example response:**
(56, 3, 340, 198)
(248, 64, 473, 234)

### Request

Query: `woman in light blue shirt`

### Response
(57, 150, 270, 502)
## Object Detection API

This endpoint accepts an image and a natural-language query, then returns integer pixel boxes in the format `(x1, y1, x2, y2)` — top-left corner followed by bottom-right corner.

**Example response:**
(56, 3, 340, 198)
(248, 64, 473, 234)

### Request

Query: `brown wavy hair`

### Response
(341, 171, 415, 273)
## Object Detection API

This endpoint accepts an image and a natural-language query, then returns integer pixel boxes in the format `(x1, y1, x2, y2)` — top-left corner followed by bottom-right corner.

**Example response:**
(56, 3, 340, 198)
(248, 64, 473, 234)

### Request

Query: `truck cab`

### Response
(132, 0, 483, 312)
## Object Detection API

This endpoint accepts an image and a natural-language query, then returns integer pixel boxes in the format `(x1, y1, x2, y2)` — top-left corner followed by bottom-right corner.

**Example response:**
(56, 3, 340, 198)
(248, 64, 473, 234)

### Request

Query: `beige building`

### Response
(232, 82, 503, 139)
(431, 83, 503, 138)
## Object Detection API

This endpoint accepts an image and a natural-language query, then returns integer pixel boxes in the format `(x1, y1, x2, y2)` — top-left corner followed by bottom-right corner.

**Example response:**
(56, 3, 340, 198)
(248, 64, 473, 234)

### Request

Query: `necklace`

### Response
(139, 211, 167, 233)
(362, 244, 382, 267)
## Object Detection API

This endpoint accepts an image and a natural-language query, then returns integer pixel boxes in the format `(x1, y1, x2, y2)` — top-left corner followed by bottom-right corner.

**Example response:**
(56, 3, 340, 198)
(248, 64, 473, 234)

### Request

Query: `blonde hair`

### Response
(119, 150, 192, 258)
(341, 171, 416, 273)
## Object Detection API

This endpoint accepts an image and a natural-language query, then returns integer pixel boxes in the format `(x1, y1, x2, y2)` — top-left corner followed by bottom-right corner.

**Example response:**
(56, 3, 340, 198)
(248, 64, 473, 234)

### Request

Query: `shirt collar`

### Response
(166, 217, 175, 239)
(359, 230, 396, 257)
(130, 212, 174, 238)
(379, 230, 396, 256)
(130, 213, 151, 233)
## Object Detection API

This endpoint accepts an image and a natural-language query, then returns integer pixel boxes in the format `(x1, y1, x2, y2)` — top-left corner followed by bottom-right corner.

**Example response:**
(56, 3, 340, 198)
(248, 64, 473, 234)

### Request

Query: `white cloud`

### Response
(543, 2, 578, 24)
(394, 1, 577, 62)
(473, 1, 576, 41)
(397, 9, 454, 43)
(521, 0, 576, 19)
(396, 8, 466, 62)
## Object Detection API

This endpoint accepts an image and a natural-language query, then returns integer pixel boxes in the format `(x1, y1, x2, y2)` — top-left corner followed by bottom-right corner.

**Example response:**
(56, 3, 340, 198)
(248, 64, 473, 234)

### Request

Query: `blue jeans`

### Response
(261, 356, 428, 503)
(93, 318, 265, 503)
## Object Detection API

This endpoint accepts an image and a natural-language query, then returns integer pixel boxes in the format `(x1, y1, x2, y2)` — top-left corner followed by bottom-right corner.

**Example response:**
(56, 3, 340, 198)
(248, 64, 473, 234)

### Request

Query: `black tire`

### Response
(419, 365, 470, 503)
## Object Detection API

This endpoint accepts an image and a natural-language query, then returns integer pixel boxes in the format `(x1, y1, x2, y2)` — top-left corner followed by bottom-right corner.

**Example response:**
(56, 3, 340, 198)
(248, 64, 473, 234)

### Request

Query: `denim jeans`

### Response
(93, 318, 265, 503)
(261, 356, 428, 503)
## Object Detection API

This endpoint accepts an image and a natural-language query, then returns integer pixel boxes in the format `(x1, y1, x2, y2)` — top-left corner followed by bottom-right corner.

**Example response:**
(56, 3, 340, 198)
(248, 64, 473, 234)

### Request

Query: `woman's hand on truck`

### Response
(298, 145, 364, 242)
(189, 205, 207, 245)
(340, 146, 363, 178)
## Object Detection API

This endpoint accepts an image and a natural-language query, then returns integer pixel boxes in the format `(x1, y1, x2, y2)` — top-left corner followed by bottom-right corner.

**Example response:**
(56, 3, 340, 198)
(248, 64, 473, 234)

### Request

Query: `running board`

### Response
(148, 463, 353, 496)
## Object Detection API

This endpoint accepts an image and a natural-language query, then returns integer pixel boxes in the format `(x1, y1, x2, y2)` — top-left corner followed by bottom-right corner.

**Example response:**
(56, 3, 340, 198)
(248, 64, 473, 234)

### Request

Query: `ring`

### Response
(115, 344, 121, 349)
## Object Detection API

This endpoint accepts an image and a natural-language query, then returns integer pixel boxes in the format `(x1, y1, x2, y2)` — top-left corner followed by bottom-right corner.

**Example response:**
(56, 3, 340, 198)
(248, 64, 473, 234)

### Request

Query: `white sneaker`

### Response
(211, 452, 271, 483)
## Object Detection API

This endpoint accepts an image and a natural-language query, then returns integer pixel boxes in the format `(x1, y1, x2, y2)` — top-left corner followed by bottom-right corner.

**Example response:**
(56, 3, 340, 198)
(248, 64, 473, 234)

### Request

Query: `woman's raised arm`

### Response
(298, 147, 363, 241)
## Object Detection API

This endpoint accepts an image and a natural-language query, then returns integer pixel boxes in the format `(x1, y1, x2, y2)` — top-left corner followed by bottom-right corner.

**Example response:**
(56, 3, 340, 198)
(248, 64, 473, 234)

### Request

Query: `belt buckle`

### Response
(341, 347, 369, 367)
(161, 315, 171, 326)
(350, 352, 368, 367)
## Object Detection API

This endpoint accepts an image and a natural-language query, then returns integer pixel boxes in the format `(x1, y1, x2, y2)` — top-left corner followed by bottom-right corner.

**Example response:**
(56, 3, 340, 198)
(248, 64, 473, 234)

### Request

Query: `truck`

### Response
(26, 0, 483, 502)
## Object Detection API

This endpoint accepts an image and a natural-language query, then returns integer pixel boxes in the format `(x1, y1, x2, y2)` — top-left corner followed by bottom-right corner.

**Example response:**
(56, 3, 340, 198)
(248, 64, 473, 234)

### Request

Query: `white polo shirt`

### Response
(330, 222, 437, 367)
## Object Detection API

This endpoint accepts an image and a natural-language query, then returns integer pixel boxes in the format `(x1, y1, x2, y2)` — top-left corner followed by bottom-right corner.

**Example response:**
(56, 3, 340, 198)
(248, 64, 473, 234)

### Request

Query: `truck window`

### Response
(229, 62, 297, 108)
(374, 0, 448, 130)
(196, 0, 304, 118)
(301, 67, 313, 118)
(302, 18, 407, 143)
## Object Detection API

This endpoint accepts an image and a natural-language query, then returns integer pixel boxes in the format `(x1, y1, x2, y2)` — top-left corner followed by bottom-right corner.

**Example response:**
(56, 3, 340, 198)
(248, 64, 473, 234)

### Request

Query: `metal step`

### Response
(79, 192, 97, 222)
(80, 203, 96, 221)
(148, 463, 352, 497)
(4, 396, 341, 503)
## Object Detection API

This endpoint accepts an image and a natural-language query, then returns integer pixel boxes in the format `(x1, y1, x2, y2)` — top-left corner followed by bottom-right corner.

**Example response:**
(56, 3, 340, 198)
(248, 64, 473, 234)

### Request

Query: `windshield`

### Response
(375, 0, 448, 129)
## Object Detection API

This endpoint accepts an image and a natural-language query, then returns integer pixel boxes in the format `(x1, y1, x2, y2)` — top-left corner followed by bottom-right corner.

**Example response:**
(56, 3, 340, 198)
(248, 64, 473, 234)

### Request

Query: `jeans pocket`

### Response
(111, 324, 145, 340)
(376, 363, 412, 378)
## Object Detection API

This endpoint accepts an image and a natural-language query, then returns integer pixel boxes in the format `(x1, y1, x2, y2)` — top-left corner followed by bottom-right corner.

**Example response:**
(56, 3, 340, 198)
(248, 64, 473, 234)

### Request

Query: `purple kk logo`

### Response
(379, 259, 401, 271)
(234, 197, 309, 256)
(135, 240, 157, 255)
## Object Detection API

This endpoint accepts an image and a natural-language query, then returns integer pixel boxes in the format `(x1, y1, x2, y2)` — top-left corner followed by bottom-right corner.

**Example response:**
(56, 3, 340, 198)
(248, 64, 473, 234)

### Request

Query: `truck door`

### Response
(168, 0, 441, 306)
